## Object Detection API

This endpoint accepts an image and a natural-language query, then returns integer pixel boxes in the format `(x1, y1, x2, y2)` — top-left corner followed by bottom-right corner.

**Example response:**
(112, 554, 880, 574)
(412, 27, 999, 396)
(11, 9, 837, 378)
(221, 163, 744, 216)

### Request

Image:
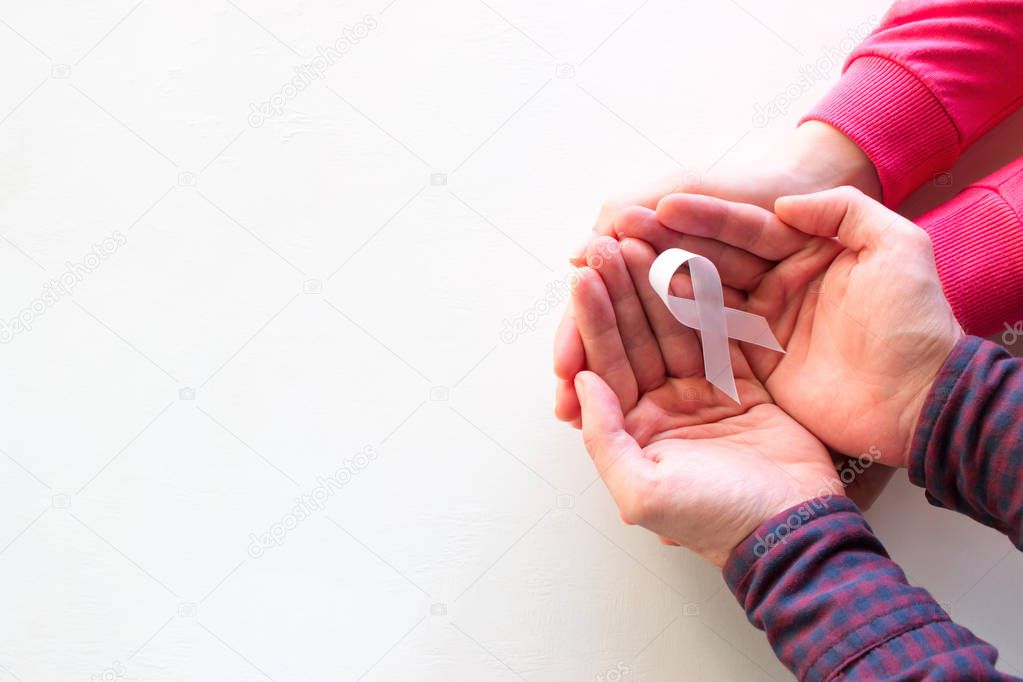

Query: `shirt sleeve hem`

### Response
(909, 336, 984, 489)
(919, 189, 1023, 336)
(723, 496, 860, 596)
(802, 55, 960, 208)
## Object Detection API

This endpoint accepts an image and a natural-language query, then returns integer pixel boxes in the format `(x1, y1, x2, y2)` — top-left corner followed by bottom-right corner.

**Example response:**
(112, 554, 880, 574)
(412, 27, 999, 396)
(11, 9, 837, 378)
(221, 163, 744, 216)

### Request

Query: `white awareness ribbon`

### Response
(648, 248, 784, 403)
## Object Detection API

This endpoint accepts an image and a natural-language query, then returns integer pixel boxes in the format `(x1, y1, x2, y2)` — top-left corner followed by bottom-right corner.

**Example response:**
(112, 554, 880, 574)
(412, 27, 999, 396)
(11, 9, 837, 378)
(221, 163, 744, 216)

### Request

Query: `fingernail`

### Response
(569, 234, 592, 264)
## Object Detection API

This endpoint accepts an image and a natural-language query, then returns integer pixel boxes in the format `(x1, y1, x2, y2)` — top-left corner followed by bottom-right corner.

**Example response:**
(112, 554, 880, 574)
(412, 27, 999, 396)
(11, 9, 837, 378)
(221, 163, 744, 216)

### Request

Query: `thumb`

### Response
(575, 371, 649, 501)
(775, 186, 919, 253)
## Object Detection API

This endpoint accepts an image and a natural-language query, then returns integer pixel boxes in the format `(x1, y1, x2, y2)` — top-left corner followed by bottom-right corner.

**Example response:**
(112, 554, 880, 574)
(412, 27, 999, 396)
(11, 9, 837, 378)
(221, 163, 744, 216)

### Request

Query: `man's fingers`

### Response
(656, 193, 811, 261)
(586, 236, 666, 393)
(614, 205, 771, 292)
(774, 186, 923, 253)
(774, 187, 860, 241)
(575, 371, 653, 503)
(571, 267, 639, 412)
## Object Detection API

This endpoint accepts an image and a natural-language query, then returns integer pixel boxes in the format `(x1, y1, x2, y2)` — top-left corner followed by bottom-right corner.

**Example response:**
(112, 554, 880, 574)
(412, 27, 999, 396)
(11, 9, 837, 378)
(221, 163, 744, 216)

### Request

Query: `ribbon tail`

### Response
(689, 256, 739, 404)
(723, 306, 785, 352)
(708, 360, 740, 403)
(664, 297, 785, 353)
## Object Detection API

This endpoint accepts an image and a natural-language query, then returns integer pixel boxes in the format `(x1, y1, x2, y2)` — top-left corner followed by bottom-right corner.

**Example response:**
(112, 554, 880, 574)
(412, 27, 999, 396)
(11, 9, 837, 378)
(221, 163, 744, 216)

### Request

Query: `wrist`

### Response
(778, 121, 882, 200)
(894, 318, 964, 468)
(712, 486, 847, 569)
(895, 386, 931, 469)
(724, 495, 857, 583)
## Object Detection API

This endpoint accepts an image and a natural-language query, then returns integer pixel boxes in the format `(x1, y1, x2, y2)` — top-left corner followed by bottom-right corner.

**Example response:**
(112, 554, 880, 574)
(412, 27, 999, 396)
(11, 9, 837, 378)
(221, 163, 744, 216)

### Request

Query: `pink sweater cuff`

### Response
(804, 56, 960, 208)
(921, 187, 1023, 337)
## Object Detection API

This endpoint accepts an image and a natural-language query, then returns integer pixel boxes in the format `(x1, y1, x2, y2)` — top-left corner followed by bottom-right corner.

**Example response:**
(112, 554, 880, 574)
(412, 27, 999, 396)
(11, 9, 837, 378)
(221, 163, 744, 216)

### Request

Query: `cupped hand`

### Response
(571, 236, 840, 567)
(622, 187, 963, 469)
(555, 121, 880, 427)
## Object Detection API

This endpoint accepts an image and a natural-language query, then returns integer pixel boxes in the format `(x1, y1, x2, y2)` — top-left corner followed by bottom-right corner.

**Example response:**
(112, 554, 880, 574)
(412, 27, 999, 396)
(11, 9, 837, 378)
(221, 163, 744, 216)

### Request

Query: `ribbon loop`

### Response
(648, 248, 784, 403)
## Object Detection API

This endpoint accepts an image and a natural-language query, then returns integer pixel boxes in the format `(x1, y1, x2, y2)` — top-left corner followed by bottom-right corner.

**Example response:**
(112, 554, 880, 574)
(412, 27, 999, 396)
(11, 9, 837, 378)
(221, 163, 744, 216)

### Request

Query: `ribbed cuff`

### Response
(803, 55, 960, 208)
(920, 188, 1023, 337)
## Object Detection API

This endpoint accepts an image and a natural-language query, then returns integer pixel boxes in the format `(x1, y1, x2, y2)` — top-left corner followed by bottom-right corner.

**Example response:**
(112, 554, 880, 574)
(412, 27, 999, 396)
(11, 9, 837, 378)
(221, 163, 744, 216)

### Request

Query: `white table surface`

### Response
(3, 1, 1023, 680)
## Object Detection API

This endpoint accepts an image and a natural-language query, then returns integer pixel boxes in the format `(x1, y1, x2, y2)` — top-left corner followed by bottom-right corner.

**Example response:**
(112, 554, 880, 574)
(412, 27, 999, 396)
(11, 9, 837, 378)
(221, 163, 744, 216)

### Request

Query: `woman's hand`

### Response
(576, 120, 881, 254)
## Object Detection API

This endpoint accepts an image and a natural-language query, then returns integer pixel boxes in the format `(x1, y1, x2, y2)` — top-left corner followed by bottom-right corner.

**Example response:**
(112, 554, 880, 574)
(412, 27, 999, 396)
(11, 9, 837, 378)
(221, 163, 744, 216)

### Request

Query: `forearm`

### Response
(910, 336, 1023, 545)
(726, 497, 1014, 680)
(804, 0, 1023, 207)
(777, 121, 881, 200)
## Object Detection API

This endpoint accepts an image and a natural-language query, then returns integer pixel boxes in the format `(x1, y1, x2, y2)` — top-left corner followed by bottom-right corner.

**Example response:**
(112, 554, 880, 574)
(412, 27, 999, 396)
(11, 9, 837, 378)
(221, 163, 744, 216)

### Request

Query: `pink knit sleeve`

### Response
(804, 1, 1023, 208)
(920, 158, 1023, 336)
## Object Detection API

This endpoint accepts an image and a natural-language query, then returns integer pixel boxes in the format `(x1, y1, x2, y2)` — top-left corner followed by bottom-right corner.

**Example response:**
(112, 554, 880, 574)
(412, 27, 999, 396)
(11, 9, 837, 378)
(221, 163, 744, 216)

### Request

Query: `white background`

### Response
(3, 1, 1023, 680)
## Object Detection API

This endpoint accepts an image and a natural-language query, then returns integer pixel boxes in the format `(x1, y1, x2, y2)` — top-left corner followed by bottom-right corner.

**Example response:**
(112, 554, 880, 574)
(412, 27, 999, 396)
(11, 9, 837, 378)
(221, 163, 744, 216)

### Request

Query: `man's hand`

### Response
(623, 187, 963, 468)
(571, 236, 840, 567)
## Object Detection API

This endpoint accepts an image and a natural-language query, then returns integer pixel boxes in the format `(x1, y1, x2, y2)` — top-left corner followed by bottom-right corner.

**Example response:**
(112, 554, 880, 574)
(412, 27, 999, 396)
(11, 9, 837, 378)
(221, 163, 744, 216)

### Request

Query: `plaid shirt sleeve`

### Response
(721, 336, 1023, 680)
(723, 498, 1015, 680)
(910, 335, 1023, 544)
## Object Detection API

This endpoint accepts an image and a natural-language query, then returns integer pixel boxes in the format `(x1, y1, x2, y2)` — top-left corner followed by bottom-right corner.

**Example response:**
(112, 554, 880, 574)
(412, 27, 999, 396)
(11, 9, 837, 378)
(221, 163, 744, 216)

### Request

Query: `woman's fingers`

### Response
(614, 205, 772, 292)
(570, 174, 691, 265)
(586, 237, 666, 393)
(620, 238, 750, 380)
(553, 303, 584, 425)
(553, 302, 585, 381)
(656, 193, 811, 261)
(571, 267, 639, 413)
(555, 376, 581, 426)
(620, 238, 704, 379)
